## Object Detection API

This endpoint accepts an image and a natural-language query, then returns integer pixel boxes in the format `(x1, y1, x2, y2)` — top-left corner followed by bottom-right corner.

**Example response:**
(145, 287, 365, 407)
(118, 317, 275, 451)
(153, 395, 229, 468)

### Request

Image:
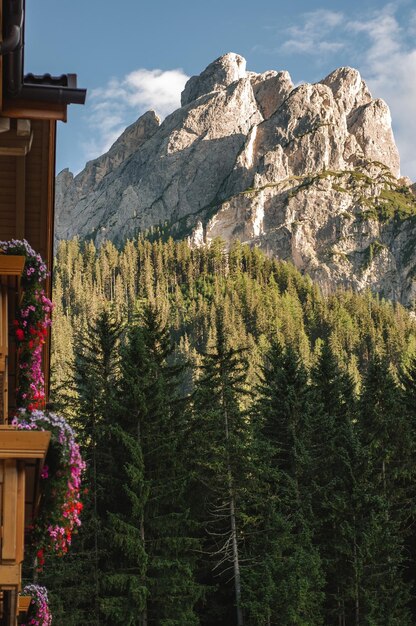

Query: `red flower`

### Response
(15, 328, 24, 341)
(37, 548, 45, 567)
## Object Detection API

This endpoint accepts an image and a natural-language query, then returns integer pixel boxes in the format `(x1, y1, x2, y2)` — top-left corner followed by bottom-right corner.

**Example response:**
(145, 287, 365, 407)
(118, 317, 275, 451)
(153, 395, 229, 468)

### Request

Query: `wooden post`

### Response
(0, 282, 8, 424)
(0, 430, 50, 624)
(15, 158, 25, 239)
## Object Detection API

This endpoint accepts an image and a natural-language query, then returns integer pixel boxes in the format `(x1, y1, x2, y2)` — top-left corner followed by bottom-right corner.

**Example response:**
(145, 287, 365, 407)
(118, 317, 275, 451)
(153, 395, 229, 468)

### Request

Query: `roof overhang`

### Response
(1, 0, 86, 117)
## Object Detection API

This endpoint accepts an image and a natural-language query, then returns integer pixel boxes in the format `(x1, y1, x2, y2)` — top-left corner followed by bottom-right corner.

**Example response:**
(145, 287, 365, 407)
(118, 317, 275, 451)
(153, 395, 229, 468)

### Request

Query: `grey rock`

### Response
(321, 66, 371, 116)
(181, 52, 246, 106)
(55, 110, 160, 241)
(55, 54, 416, 306)
(250, 70, 293, 119)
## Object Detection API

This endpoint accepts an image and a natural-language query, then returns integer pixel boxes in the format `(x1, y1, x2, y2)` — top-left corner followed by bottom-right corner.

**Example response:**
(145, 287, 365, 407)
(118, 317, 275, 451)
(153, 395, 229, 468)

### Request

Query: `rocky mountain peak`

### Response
(109, 109, 160, 153)
(321, 66, 371, 115)
(250, 70, 294, 120)
(55, 53, 416, 306)
(181, 52, 246, 106)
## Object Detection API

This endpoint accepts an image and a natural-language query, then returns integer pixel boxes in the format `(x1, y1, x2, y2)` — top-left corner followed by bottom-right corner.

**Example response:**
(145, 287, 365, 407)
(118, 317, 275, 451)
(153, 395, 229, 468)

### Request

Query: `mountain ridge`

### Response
(55, 53, 416, 306)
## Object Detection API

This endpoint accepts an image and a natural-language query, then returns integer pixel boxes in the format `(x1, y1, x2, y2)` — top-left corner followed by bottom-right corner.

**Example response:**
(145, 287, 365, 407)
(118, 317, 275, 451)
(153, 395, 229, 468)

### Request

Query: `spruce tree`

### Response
(42, 309, 122, 624)
(310, 341, 358, 625)
(132, 306, 201, 625)
(399, 355, 416, 619)
(253, 341, 324, 625)
(356, 354, 412, 625)
(189, 308, 250, 625)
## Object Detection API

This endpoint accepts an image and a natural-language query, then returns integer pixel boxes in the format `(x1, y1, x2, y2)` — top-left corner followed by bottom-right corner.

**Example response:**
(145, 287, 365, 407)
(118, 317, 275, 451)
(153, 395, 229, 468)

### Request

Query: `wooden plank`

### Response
(0, 460, 4, 555)
(15, 463, 25, 564)
(2, 100, 67, 122)
(0, 218, 16, 226)
(16, 120, 31, 137)
(0, 429, 50, 459)
(0, 257, 25, 276)
(0, 119, 10, 133)
(0, 130, 33, 156)
(0, 0, 3, 113)
(7, 285, 17, 419)
(43, 120, 56, 401)
(0, 285, 7, 365)
(15, 158, 25, 239)
(2, 460, 17, 561)
(0, 565, 20, 586)
(9, 589, 18, 626)
(0, 284, 8, 424)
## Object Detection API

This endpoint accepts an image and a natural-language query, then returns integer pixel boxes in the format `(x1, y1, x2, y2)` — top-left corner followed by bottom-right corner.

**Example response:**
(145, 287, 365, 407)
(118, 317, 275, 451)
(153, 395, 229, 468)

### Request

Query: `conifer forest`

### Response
(39, 237, 416, 625)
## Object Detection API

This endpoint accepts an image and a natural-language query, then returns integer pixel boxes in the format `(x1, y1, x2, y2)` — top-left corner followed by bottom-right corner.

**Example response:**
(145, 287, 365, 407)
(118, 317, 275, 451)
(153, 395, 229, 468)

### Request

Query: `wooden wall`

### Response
(0, 119, 56, 269)
(0, 119, 56, 416)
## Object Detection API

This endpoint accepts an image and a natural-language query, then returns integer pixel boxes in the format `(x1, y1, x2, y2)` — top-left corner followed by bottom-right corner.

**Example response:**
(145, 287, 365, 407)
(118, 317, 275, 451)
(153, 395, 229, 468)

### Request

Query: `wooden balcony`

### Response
(0, 255, 25, 426)
(0, 426, 50, 625)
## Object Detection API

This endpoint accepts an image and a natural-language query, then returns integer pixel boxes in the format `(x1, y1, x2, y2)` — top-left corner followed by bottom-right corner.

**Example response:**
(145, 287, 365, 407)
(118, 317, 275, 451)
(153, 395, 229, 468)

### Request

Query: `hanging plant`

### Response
(20, 584, 52, 626)
(13, 409, 86, 567)
(0, 238, 53, 410)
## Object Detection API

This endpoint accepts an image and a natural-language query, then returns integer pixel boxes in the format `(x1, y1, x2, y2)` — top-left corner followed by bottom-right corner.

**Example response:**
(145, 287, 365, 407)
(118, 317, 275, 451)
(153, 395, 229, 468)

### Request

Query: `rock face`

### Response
(55, 53, 416, 306)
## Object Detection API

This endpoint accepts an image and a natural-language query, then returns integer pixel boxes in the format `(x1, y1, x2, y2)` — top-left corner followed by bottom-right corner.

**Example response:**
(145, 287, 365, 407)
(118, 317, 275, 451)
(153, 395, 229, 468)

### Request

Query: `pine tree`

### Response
(253, 341, 324, 625)
(309, 341, 358, 625)
(356, 354, 412, 625)
(48, 237, 416, 623)
(399, 354, 416, 619)
(42, 309, 122, 624)
(190, 308, 250, 625)
(134, 305, 201, 625)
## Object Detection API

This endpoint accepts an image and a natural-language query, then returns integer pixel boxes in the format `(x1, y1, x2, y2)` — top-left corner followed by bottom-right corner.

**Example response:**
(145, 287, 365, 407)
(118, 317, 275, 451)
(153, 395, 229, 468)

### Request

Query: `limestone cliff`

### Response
(55, 53, 416, 306)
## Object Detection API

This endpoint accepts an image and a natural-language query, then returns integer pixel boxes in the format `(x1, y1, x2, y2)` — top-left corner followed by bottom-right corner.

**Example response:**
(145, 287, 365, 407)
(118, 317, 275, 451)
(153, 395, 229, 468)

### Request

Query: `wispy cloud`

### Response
(83, 67, 189, 163)
(278, 3, 416, 180)
(281, 10, 344, 56)
(347, 5, 416, 180)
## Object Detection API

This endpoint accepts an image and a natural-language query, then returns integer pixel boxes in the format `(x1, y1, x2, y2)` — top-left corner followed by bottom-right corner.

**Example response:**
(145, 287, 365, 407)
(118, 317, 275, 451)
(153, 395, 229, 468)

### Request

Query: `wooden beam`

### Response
(2, 100, 67, 122)
(0, 285, 9, 424)
(43, 120, 56, 402)
(0, 118, 10, 133)
(3, 589, 18, 626)
(0, 565, 20, 586)
(0, 257, 25, 277)
(16, 120, 30, 137)
(2, 461, 17, 561)
(0, 130, 33, 156)
(15, 463, 25, 564)
(15, 158, 25, 239)
(0, 0, 3, 113)
(0, 428, 50, 460)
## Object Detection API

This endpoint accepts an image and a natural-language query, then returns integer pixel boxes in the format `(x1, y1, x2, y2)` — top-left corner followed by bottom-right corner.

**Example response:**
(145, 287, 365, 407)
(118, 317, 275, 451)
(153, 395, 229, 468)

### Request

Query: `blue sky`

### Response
(26, 0, 416, 180)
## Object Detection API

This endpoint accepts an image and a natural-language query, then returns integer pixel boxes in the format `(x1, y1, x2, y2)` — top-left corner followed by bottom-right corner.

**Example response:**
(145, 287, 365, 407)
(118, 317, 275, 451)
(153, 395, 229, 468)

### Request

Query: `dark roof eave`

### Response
(2, 0, 87, 109)
(19, 83, 87, 106)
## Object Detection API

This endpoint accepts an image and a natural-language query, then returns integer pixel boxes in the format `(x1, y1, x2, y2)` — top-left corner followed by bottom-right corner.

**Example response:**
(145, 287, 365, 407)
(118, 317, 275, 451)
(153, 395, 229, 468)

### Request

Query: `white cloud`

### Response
(82, 67, 189, 164)
(281, 10, 345, 55)
(346, 6, 416, 180)
(279, 4, 416, 180)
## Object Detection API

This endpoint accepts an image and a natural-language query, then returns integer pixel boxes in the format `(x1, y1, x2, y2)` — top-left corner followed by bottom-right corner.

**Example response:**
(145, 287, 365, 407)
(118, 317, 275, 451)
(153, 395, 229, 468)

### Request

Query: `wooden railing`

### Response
(0, 255, 51, 624)
(0, 256, 25, 425)
(0, 428, 50, 624)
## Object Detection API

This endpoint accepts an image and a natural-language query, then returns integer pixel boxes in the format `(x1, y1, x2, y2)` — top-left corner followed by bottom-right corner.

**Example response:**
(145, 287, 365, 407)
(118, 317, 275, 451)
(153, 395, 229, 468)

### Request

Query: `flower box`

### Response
(18, 594, 32, 613)
(0, 255, 25, 277)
